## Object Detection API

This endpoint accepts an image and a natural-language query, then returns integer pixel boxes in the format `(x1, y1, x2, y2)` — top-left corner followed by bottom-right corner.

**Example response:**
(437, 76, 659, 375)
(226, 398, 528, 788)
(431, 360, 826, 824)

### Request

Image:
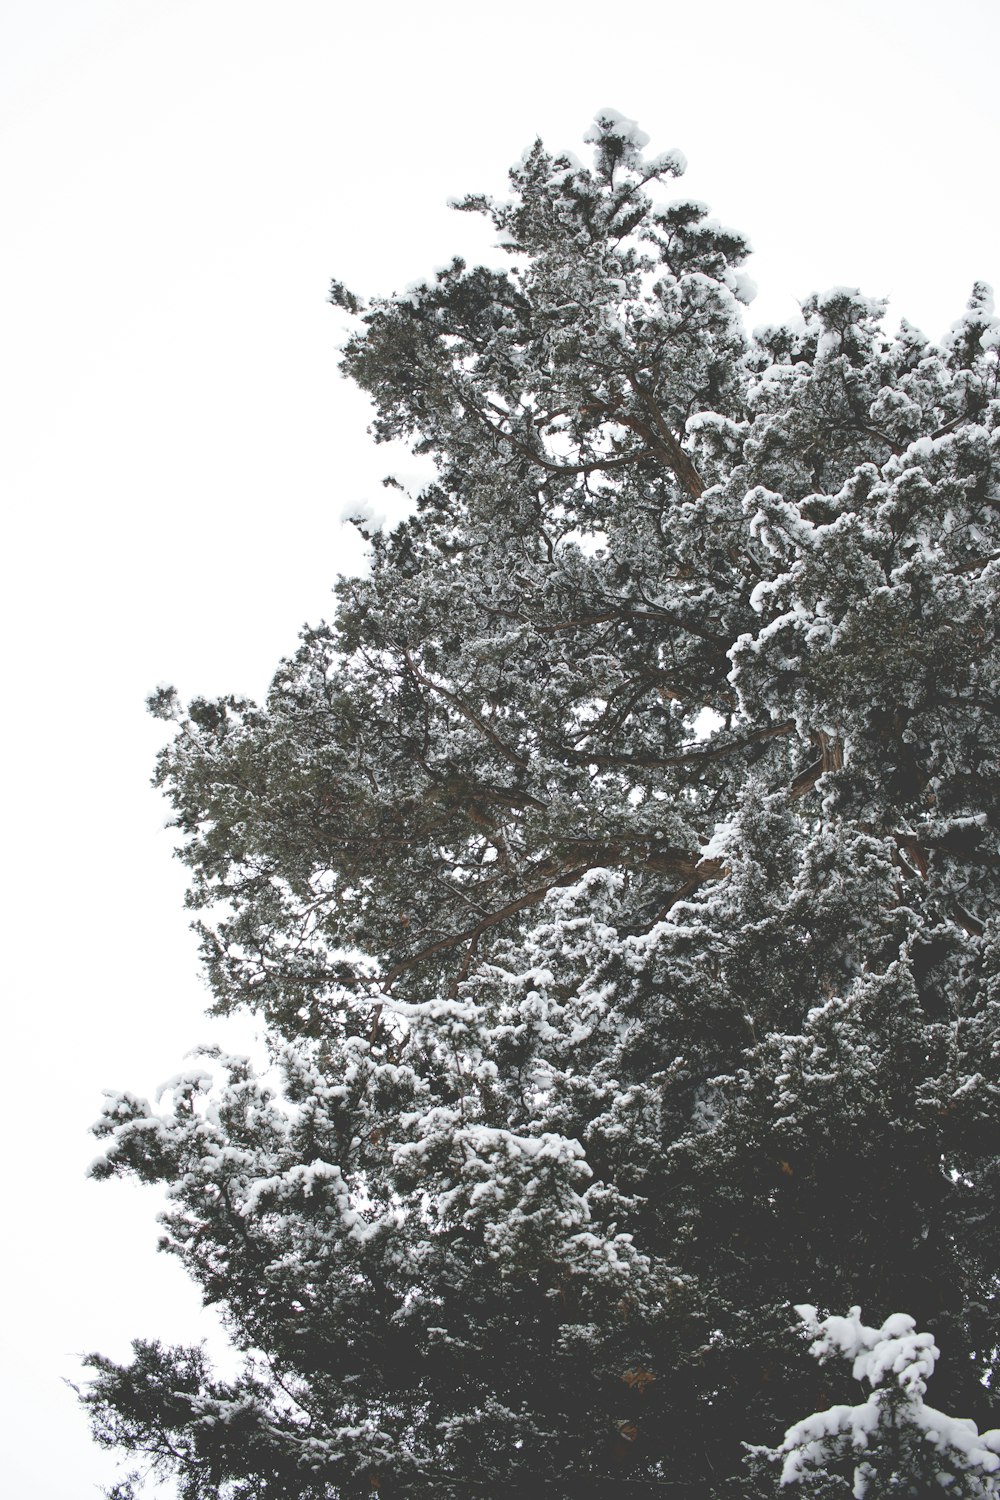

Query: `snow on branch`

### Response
(770, 1306, 1000, 1498)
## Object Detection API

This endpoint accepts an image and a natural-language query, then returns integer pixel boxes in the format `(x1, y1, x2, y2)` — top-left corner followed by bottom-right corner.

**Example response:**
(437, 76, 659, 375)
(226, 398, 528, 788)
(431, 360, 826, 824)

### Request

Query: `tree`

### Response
(761, 1307, 1000, 1498)
(82, 110, 1000, 1498)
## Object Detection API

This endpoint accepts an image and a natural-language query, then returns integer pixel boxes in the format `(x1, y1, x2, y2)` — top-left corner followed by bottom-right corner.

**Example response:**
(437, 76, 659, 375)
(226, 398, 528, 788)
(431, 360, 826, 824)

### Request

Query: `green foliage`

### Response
(758, 1308, 1000, 1499)
(83, 110, 1000, 1497)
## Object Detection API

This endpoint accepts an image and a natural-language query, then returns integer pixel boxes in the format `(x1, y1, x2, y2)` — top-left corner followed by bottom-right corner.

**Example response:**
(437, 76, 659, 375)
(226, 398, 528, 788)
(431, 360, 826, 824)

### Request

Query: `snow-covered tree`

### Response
(82, 111, 1000, 1498)
(762, 1306, 1000, 1498)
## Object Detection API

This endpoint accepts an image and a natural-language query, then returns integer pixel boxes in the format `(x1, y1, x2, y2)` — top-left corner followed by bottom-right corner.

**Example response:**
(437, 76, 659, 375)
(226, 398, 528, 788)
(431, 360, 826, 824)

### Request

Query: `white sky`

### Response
(2, 2, 997, 1494)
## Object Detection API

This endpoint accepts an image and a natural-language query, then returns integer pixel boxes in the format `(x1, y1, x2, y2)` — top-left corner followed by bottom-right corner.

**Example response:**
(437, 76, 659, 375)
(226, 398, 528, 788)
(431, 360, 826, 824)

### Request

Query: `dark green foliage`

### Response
(83, 111, 1000, 1497)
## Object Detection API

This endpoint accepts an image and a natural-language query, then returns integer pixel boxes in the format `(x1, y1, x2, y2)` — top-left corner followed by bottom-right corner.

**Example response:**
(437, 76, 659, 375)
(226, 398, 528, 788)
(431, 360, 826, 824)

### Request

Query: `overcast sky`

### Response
(2, 2, 997, 1495)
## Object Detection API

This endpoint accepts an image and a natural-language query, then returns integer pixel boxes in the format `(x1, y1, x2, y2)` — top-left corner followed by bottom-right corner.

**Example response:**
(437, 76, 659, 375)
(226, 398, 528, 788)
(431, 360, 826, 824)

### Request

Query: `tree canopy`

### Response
(83, 110, 1000, 1499)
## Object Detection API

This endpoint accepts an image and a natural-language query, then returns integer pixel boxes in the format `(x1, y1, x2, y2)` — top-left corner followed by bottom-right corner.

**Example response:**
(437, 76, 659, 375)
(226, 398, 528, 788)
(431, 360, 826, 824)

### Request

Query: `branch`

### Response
(462, 394, 645, 477)
(380, 847, 727, 992)
(560, 720, 796, 772)
(380, 864, 593, 989)
(949, 553, 1000, 577)
(623, 375, 706, 500)
(786, 732, 843, 800)
(399, 650, 529, 770)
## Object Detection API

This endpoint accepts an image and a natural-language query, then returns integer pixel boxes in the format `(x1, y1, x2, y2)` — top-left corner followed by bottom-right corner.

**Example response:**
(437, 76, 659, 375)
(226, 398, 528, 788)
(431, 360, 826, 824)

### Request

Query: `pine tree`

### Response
(761, 1307, 1000, 1498)
(82, 111, 1000, 1499)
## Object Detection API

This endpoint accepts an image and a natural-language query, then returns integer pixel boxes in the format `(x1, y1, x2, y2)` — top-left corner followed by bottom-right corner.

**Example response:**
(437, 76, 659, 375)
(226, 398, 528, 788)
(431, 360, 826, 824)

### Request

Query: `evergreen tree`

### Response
(761, 1307, 1000, 1498)
(82, 111, 1000, 1498)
